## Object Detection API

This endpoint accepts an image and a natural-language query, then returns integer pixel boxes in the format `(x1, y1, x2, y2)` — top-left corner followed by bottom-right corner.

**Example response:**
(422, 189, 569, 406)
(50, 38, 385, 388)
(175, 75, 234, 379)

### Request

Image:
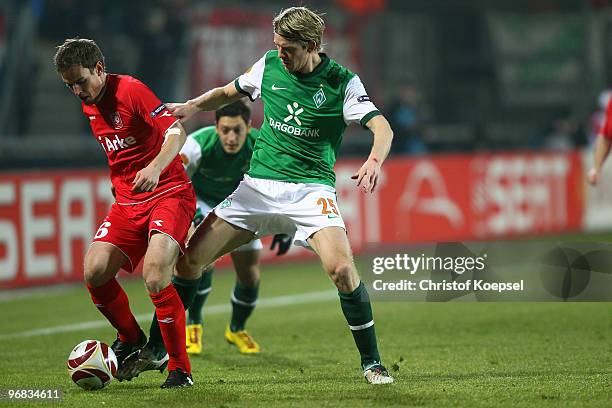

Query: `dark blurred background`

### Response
(1, 0, 611, 168)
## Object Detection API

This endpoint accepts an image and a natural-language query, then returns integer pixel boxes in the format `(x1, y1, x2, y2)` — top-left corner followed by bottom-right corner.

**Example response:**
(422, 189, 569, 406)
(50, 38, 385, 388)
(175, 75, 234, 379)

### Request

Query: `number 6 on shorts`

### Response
(94, 221, 111, 239)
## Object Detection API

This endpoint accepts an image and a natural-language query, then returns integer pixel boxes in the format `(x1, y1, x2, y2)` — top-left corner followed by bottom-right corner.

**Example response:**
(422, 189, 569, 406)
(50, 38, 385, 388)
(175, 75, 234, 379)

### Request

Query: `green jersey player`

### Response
(136, 6, 394, 385)
(126, 102, 292, 377)
(178, 101, 291, 355)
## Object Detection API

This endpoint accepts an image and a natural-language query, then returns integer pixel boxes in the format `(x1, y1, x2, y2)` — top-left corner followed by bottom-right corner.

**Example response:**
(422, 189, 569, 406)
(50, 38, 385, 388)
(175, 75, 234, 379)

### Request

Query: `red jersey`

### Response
(82, 74, 189, 204)
(602, 96, 612, 140)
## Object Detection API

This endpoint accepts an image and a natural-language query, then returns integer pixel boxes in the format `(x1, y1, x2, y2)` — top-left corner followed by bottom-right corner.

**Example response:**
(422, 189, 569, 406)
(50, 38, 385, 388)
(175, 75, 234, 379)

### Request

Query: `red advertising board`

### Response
(0, 151, 584, 288)
(0, 169, 316, 289)
(373, 151, 584, 244)
(0, 170, 114, 288)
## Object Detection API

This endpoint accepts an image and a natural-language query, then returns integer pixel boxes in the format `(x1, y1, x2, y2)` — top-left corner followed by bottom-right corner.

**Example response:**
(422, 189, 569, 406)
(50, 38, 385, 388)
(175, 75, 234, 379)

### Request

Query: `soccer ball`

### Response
(67, 340, 117, 390)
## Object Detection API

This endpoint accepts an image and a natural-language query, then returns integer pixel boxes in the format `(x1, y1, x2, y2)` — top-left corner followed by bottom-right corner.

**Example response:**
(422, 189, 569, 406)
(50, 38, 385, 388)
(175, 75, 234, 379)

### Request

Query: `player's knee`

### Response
(143, 256, 172, 275)
(176, 253, 203, 279)
(83, 257, 109, 287)
(143, 257, 173, 291)
(328, 262, 357, 290)
(144, 274, 169, 294)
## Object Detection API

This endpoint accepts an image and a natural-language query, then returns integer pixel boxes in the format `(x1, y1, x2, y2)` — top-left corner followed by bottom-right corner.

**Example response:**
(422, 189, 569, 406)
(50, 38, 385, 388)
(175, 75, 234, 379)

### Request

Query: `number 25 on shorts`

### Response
(317, 197, 339, 217)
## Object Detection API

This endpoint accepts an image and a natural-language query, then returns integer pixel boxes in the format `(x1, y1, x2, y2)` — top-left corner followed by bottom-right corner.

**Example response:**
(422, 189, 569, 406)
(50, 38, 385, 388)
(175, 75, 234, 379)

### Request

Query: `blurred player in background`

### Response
(164, 7, 394, 384)
(54, 38, 196, 388)
(588, 94, 612, 185)
(178, 101, 291, 356)
(126, 101, 292, 377)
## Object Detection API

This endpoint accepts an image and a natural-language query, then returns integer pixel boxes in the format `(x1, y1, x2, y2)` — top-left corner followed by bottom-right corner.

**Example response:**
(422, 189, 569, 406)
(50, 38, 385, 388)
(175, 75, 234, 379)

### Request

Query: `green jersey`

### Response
(180, 126, 259, 207)
(235, 50, 380, 187)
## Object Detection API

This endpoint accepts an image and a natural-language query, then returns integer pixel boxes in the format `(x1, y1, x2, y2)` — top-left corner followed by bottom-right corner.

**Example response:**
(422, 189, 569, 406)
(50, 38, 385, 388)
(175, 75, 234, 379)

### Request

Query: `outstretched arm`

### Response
(166, 82, 243, 122)
(588, 134, 612, 186)
(351, 115, 393, 194)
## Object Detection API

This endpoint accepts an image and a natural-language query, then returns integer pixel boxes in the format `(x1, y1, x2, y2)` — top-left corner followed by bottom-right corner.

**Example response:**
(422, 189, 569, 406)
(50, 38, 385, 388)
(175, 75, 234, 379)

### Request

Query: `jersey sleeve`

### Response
(343, 75, 381, 128)
(234, 54, 266, 101)
(128, 80, 178, 134)
(602, 97, 612, 139)
(179, 136, 202, 178)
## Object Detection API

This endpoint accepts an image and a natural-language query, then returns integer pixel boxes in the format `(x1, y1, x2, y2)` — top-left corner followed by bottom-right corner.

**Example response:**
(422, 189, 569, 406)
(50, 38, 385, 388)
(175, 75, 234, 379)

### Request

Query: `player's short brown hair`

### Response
(273, 7, 325, 51)
(216, 100, 251, 125)
(54, 38, 105, 73)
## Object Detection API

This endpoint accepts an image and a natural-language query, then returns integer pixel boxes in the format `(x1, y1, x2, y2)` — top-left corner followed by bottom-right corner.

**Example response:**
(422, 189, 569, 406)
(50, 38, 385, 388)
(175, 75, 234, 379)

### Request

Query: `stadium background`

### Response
(0, 1, 610, 406)
(2, 0, 612, 287)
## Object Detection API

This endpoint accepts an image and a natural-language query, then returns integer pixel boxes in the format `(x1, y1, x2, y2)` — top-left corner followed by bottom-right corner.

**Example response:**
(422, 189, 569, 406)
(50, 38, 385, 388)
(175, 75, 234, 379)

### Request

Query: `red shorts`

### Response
(92, 185, 196, 272)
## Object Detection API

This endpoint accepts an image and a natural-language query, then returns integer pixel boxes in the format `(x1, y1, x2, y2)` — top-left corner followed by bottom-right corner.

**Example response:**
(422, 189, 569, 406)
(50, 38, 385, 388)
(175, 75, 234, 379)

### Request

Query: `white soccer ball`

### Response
(67, 340, 117, 390)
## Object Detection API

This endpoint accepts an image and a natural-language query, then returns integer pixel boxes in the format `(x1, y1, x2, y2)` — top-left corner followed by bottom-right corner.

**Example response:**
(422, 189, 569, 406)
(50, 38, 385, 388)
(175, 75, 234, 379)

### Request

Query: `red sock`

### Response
(150, 284, 190, 373)
(87, 278, 141, 343)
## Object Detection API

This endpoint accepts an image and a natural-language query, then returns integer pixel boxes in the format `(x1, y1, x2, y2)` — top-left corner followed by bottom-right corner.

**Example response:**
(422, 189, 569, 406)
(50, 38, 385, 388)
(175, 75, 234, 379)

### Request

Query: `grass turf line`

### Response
(0, 260, 609, 407)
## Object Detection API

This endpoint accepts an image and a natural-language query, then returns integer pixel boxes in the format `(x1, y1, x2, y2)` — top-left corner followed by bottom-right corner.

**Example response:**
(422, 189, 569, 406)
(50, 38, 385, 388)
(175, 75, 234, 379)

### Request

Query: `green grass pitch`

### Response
(0, 257, 610, 407)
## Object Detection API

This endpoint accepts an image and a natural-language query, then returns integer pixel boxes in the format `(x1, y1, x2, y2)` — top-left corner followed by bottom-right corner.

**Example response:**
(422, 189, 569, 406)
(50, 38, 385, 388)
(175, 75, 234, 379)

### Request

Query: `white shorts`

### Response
(214, 175, 346, 248)
(197, 198, 262, 252)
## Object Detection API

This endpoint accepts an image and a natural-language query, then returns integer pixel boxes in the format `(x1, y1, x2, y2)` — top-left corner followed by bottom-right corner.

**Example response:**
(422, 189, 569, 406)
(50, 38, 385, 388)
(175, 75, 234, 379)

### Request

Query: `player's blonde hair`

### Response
(273, 7, 325, 51)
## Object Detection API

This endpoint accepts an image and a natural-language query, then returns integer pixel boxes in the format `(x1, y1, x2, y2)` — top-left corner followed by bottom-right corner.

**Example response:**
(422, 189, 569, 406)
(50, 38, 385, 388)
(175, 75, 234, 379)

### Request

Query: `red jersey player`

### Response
(589, 95, 612, 186)
(54, 38, 195, 388)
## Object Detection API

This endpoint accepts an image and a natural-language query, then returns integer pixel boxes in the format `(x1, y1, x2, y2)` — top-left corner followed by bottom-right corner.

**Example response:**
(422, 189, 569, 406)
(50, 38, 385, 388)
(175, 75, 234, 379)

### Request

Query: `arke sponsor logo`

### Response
(98, 134, 137, 153)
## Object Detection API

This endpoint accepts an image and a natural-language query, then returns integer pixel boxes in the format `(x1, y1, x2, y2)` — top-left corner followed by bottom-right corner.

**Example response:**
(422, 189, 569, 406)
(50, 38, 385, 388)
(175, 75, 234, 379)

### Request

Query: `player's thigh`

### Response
(178, 213, 255, 278)
(308, 226, 354, 265)
(185, 223, 197, 242)
(187, 213, 255, 262)
(142, 232, 180, 293)
(187, 198, 212, 241)
(230, 249, 261, 288)
(308, 226, 360, 290)
(149, 188, 196, 254)
(92, 204, 150, 273)
(84, 242, 128, 287)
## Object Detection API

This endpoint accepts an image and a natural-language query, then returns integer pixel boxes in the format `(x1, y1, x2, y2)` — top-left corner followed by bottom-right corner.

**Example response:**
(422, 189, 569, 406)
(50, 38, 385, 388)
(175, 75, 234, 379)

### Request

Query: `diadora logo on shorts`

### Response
(98, 134, 137, 152)
(268, 102, 320, 138)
